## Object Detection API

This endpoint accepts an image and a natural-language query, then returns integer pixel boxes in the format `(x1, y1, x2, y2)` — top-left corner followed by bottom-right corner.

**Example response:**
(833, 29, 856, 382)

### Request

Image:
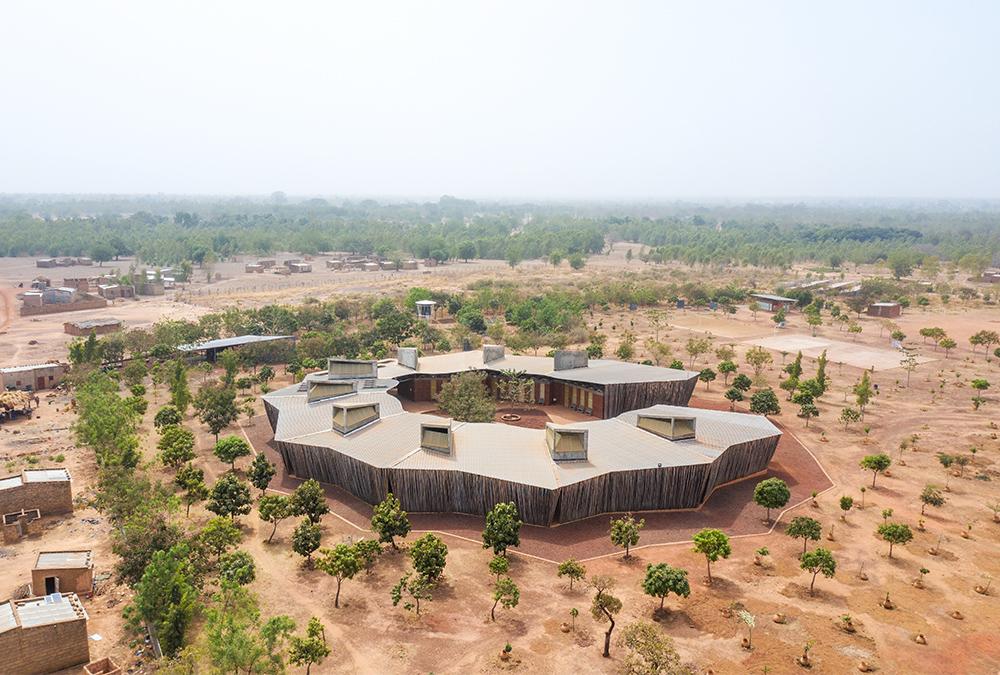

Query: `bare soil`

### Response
(1, 252, 999, 673)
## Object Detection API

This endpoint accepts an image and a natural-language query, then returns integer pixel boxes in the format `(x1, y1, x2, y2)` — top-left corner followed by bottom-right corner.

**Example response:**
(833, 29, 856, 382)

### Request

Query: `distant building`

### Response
(0, 593, 90, 674)
(982, 269, 1000, 284)
(63, 318, 122, 336)
(749, 293, 797, 312)
(866, 302, 902, 318)
(244, 263, 264, 273)
(288, 262, 312, 273)
(42, 287, 77, 304)
(35, 259, 58, 269)
(177, 334, 295, 362)
(415, 300, 436, 320)
(97, 284, 134, 300)
(0, 469, 73, 516)
(325, 259, 344, 270)
(32, 550, 94, 597)
(0, 363, 67, 391)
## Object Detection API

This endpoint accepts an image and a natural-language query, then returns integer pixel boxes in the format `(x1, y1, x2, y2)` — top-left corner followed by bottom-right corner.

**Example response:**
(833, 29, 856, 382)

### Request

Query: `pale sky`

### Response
(1, 1, 998, 199)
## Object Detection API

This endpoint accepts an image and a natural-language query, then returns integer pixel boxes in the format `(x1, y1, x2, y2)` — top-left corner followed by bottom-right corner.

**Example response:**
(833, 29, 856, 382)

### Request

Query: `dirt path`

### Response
(0, 284, 14, 333)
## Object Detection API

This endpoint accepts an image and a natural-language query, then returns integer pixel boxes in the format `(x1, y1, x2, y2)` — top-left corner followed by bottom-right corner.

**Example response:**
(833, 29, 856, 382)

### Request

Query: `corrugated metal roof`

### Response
(35, 550, 93, 570)
(0, 602, 16, 632)
(67, 318, 121, 329)
(750, 293, 796, 303)
(264, 382, 780, 489)
(0, 362, 62, 374)
(23, 468, 71, 483)
(375, 351, 698, 385)
(177, 335, 293, 352)
(13, 594, 87, 628)
(0, 476, 22, 491)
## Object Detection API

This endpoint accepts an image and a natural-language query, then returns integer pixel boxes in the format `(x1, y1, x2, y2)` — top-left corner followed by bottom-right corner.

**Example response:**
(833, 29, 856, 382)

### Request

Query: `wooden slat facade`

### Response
(270, 422, 779, 526)
(602, 377, 699, 418)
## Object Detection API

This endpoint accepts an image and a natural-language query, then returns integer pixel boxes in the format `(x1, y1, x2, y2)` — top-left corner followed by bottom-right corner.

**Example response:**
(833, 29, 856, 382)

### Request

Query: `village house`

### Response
(0, 363, 67, 391)
(32, 550, 94, 597)
(0, 593, 90, 674)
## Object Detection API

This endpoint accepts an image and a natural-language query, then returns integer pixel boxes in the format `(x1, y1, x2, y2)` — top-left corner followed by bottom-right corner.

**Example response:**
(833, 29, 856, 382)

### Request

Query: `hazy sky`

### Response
(2, 2, 998, 199)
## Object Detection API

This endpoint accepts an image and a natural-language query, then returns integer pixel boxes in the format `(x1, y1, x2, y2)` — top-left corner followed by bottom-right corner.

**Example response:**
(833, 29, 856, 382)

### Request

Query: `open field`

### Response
(744, 334, 937, 372)
(1, 253, 1000, 673)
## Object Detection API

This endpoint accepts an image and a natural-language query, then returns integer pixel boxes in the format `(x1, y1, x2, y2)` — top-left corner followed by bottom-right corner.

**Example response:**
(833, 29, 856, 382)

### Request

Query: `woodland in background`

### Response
(0, 195, 997, 272)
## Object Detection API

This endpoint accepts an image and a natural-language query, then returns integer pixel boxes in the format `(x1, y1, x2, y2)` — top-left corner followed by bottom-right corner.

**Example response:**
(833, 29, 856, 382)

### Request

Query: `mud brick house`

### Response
(866, 302, 902, 318)
(0, 593, 90, 674)
(0, 468, 73, 516)
(0, 362, 67, 391)
(264, 349, 781, 525)
(63, 317, 123, 336)
(32, 550, 94, 596)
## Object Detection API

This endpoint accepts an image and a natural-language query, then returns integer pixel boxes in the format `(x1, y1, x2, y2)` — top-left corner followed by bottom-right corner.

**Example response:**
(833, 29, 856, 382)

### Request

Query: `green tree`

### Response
(218, 550, 256, 586)
(248, 453, 276, 495)
(839, 495, 854, 520)
(490, 575, 520, 621)
(199, 516, 242, 558)
(154, 403, 183, 429)
(291, 519, 322, 566)
(785, 351, 804, 379)
(800, 547, 836, 595)
(391, 572, 433, 615)
(410, 533, 448, 583)
(692, 528, 731, 584)
(786, 516, 822, 555)
(860, 454, 892, 487)
(436, 371, 496, 422)
(732, 373, 752, 392)
(641, 563, 690, 610)
(488, 554, 510, 581)
(685, 337, 712, 368)
(749, 387, 781, 416)
(317, 544, 361, 608)
(482, 501, 522, 556)
(557, 558, 587, 589)
(258, 494, 292, 543)
(799, 401, 819, 427)
(354, 539, 382, 574)
(698, 368, 717, 390)
(288, 617, 330, 675)
(753, 477, 790, 522)
(122, 359, 148, 388)
(168, 360, 192, 414)
(590, 575, 623, 658)
(616, 621, 684, 675)
(744, 345, 773, 379)
(195, 384, 240, 443)
(370, 492, 411, 549)
(610, 514, 645, 558)
(717, 360, 737, 385)
(289, 478, 330, 524)
(877, 522, 913, 558)
(839, 406, 861, 430)
(919, 485, 945, 515)
(724, 386, 744, 410)
(158, 424, 196, 469)
(126, 543, 198, 657)
(175, 464, 209, 517)
(854, 370, 874, 417)
(207, 473, 253, 521)
(219, 349, 241, 387)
